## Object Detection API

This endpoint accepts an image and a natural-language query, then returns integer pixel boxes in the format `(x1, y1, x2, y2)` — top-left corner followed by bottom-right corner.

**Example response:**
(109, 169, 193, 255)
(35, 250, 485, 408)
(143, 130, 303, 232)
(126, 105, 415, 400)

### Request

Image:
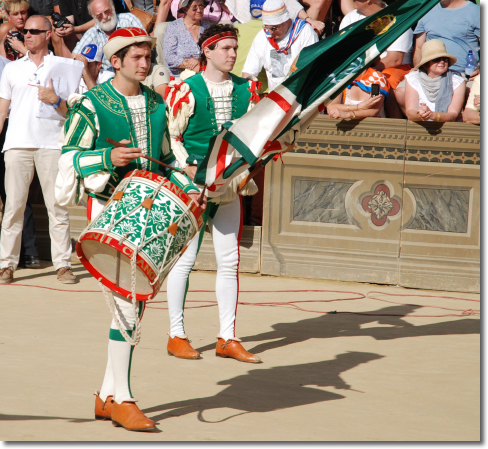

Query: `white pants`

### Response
(166, 196, 242, 341)
(0, 148, 72, 270)
(89, 197, 144, 404)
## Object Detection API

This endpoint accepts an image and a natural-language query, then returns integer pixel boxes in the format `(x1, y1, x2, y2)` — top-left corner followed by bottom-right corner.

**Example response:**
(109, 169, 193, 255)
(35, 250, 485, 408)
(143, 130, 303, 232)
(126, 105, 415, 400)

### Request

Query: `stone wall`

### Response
(261, 117, 480, 293)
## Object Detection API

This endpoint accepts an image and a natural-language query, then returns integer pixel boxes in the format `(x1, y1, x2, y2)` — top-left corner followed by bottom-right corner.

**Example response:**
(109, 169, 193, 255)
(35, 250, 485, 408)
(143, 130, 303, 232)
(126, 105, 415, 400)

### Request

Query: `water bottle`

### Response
(465, 50, 476, 77)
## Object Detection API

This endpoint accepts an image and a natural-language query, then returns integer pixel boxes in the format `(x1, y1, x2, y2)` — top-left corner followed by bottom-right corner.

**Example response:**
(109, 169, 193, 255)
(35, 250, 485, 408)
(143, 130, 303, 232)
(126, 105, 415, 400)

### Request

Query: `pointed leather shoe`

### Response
(94, 392, 114, 420)
(167, 335, 201, 359)
(111, 401, 156, 431)
(216, 338, 262, 363)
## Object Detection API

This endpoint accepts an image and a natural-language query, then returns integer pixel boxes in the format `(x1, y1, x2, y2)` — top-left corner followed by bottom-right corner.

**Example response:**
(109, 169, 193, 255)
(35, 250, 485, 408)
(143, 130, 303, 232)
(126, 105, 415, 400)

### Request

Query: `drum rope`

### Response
(99, 280, 140, 345)
(149, 201, 197, 287)
(136, 178, 166, 251)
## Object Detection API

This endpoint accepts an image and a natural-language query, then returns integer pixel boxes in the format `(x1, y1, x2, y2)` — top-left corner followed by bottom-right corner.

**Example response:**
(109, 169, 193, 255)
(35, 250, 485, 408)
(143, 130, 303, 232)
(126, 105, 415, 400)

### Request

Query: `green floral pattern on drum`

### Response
(90, 178, 197, 273)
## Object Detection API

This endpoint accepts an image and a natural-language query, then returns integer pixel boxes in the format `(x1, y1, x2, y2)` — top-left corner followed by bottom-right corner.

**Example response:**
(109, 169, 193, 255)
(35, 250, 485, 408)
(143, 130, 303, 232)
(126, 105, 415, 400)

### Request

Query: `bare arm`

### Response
(328, 95, 385, 119)
(0, 22, 13, 58)
(339, 0, 355, 15)
(412, 32, 426, 68)
(154, 0, 171, 27)
(374, 51, 405, 71)
(463, 107, 480, 125)
(297, 8, 324, 34)
(0, 97, 10, 134)
(74, 18, 96, 34)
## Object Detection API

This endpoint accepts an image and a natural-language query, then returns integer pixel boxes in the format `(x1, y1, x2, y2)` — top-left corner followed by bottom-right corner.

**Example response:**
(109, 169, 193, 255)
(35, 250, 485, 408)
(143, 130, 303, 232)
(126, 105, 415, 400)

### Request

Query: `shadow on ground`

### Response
(196, 304, 480, 355)
(0, 414, 92, 423)
(145, 351, 383, 423)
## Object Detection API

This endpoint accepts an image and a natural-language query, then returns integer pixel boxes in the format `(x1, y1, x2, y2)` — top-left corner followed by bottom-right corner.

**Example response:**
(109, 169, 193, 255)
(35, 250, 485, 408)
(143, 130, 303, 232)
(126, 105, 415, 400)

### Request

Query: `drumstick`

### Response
(198, 184, 207, 206)
(105, 137, 184, 174)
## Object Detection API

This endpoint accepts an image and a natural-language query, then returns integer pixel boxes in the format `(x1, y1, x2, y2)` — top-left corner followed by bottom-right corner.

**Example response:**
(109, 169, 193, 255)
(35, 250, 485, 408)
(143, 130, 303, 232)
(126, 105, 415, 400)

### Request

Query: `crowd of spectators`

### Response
(0, 0, 480, 272)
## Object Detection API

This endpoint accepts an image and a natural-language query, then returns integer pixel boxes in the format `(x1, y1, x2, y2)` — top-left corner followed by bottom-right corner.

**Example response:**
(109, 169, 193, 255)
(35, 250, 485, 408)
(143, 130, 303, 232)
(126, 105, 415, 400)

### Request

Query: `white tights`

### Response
(166, 196, 242, 341)
(89, 197, 143, 405)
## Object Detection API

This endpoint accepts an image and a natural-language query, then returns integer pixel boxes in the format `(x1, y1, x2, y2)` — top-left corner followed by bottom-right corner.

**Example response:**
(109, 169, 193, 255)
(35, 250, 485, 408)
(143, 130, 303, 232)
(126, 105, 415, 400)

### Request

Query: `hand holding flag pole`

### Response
(236, 141, 295, 194)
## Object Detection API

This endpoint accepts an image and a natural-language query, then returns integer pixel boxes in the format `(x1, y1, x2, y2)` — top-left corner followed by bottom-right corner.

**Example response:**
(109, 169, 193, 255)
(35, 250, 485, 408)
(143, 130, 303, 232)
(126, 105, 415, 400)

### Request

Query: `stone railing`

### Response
(32, 117, 479, 293)
(260, 117, 480, 293)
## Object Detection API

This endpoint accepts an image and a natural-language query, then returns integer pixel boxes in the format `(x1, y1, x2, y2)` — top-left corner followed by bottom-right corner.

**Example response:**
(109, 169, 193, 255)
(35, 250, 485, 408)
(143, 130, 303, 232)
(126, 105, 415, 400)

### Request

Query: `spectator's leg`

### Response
(34, 148, 72, 271)
(0, 119, 8, 209)
(0, 149, 35, 270)
(20, 199, 39, 259)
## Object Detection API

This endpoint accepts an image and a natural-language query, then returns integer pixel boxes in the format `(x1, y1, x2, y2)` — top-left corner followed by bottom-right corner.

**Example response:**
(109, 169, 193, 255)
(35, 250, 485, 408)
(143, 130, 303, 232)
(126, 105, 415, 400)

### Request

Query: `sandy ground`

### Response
(0, 261, 480, 441)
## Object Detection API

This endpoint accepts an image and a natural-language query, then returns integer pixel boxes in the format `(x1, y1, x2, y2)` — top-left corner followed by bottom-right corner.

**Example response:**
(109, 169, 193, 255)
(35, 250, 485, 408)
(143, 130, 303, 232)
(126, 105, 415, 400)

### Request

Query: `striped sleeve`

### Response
(169, 170, 200, 194)
(62, 95, 116, 179)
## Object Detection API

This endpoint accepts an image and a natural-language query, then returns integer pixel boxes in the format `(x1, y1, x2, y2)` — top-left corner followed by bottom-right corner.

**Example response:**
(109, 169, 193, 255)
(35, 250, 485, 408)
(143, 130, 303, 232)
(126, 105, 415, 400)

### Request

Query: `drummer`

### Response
(55, 27, 206, 432)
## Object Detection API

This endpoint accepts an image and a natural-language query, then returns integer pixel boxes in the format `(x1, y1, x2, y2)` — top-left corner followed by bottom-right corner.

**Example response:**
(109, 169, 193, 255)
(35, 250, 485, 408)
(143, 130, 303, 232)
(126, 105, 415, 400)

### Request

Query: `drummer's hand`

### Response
(184, 164, 197, 180)
(110, 140, 144, 167)
(188, 191, 207, 212)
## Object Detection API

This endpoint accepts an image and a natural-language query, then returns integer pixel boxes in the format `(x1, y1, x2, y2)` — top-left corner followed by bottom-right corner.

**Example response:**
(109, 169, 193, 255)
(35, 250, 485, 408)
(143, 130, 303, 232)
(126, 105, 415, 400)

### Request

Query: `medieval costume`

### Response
(55, 27, 199, 431)
(163, 29, 262, 362)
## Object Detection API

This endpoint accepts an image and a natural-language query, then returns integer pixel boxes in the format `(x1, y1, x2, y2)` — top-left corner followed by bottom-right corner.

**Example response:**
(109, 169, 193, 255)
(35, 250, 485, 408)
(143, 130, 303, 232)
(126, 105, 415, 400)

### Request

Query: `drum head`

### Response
(80, 239, 153, 296)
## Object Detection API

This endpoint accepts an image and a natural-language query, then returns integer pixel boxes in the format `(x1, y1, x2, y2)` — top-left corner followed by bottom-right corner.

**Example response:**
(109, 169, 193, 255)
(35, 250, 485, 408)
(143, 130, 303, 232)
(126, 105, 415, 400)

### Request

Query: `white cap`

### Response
(261, 0, 289, 25)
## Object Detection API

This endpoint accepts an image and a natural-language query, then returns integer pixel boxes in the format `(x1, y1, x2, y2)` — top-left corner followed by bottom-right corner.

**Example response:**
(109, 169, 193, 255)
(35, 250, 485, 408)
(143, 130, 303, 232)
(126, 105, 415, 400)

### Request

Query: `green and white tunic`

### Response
(55, 80, 198, 206)
(165, 71, 260, 203)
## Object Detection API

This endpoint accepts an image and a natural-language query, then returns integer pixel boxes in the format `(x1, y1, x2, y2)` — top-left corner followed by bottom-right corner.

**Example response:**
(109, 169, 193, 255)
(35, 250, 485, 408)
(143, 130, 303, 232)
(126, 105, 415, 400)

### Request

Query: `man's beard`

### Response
(98, 12, 117, 32)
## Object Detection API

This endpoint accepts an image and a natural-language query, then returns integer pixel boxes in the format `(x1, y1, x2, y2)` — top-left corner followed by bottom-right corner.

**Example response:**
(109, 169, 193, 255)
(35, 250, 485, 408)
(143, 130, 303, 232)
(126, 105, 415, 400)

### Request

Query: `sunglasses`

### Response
(22, 28, 49, 35)
(431, 57, 449, 63)
(189, 5, 205, 10)
(264, 25, 280, 31)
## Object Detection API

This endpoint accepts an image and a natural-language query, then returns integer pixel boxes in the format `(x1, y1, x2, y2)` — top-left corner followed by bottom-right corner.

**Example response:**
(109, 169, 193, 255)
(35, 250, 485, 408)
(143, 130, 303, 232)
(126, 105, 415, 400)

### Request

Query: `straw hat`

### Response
(413, 39, 457, 70)
(103, 27, 156, 61)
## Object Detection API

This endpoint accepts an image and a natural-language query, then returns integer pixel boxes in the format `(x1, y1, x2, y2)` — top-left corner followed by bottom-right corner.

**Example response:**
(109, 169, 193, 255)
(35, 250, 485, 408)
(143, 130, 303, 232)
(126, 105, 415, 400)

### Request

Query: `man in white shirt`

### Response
(0, 15, 76, 284)
(339, 0, 413, 117)
(242, 0, 318, 92)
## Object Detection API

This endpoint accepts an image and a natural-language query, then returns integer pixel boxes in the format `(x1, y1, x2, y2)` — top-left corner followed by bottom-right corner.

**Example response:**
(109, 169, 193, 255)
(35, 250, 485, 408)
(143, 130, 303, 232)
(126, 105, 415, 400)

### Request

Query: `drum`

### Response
(76, 169, 204, 301)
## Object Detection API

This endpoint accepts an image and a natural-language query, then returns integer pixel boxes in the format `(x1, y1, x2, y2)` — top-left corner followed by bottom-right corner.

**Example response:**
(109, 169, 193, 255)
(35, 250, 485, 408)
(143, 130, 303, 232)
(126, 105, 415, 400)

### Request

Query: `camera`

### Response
(4, 30, 24, 59)
(51, 12, 71, 29)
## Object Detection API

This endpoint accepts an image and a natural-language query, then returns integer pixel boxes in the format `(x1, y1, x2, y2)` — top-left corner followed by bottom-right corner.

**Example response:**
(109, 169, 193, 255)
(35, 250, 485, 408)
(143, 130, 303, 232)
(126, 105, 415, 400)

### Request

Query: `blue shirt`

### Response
(73, 13, 144, 71)
(163, 18, 211, 77)
(414, 2, 480, 74)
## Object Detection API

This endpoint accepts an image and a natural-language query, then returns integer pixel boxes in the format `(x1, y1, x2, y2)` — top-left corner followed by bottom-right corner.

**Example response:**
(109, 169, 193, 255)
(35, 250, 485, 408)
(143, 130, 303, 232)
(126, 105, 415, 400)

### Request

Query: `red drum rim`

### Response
(76, 231, 159, 301)
(124, 169, 205, 228)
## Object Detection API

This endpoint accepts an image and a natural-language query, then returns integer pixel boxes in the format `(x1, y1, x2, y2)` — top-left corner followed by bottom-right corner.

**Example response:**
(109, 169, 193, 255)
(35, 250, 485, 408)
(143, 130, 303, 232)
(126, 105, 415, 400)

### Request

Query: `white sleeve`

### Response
(165, 81, 195, 168)
(386, 28, 413, 54)
(301, 24, 319, 46)
(55, 94, 110, 206)
(339, 10, 359, 30)
(242, 33, 265, 77)
(0, 63, 12, 100)
(283, 0, 303, 20)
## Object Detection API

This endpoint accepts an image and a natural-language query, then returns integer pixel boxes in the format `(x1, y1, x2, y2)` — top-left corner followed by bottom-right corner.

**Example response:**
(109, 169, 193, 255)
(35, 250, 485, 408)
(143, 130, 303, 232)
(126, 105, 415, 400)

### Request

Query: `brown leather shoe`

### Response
(215, 338, 262, 363)
(94, 391, 114, 420)
(167, 335, 201, 359)
(111, 401, 156, 431)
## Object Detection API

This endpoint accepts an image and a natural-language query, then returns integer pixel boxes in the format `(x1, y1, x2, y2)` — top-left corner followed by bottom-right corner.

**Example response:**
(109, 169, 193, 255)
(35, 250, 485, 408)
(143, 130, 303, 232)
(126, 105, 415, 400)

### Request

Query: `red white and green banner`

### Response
(194, 0, 441, 196)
